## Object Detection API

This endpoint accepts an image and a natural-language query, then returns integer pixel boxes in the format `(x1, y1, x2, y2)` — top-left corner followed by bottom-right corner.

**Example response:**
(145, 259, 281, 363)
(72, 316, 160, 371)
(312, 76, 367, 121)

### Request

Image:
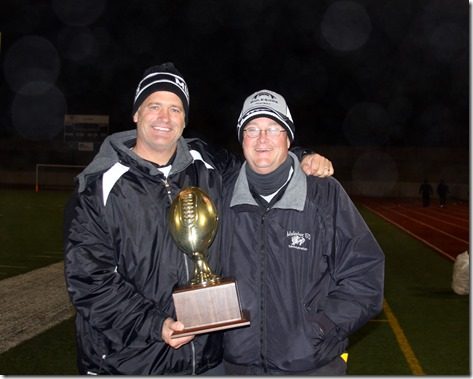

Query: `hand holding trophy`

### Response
(169, 186, 249, 337)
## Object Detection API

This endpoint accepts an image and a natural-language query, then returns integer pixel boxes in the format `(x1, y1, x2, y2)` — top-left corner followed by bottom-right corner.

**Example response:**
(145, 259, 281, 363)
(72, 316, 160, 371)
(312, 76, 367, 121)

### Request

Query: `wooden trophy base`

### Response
(171, 279, 250, 338)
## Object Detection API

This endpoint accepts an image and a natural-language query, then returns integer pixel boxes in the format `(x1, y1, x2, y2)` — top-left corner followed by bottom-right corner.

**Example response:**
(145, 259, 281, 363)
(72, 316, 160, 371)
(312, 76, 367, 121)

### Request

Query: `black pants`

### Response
(422, 196, 430, 207)
(223, 356, 347, 376)
(200, 363, 226, 376)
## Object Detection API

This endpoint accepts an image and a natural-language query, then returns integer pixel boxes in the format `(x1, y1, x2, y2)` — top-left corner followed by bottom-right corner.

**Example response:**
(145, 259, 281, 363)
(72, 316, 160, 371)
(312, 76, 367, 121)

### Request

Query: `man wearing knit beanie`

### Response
(219, 89, 384, 375)
(64, 64, 335, 375)
(131, 62, 191, 165)
(132, 62, 190, 124)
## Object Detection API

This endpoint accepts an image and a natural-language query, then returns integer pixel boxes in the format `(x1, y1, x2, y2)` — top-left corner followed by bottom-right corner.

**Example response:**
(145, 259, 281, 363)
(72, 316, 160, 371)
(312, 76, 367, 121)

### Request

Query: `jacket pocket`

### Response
(303, 309, 344, 368)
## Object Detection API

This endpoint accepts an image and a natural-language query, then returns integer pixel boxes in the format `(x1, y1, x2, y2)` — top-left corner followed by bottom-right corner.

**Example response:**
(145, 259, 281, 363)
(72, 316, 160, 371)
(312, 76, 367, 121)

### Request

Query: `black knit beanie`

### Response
(132, 62, 189, 123)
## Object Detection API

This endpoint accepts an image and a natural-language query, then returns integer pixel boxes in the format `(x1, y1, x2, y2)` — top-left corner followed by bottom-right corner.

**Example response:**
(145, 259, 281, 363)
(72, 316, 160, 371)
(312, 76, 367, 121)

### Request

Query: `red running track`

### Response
(358, 197, 469, 262)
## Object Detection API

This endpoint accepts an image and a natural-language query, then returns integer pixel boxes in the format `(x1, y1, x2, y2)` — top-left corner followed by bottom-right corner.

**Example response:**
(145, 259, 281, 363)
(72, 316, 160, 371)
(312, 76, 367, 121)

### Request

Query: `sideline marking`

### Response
(384, 299, 425, 375)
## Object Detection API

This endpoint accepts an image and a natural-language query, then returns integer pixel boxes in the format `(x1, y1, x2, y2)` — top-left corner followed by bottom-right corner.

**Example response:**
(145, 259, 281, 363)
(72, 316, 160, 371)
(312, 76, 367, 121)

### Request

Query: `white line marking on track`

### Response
(397, 207, 469, 232)
(380, 207, 468, 244)
(364, 205, 456, 262)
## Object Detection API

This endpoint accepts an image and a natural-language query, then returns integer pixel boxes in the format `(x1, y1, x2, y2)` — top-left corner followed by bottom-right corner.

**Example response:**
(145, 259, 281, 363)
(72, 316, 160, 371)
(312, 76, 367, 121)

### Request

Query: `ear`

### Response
(286, 137, 291, 149)
(133, 112, 138, 123)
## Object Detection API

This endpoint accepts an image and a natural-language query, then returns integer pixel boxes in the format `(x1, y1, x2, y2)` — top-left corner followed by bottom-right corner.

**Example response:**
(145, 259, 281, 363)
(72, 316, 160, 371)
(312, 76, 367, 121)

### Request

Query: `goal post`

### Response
(35, 164, 86, 192)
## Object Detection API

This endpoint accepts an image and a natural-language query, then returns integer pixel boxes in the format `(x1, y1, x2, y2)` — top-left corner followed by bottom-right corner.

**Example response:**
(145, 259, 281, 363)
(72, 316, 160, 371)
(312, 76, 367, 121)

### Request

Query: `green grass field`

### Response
(0, 190, 469, 375)
(0, 189, 71, 280)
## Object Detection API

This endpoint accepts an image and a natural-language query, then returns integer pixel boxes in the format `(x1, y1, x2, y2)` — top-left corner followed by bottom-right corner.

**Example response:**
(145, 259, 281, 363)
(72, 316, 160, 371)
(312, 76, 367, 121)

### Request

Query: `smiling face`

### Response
(242, 117, 290, 175)
(132, 91, 185, 165)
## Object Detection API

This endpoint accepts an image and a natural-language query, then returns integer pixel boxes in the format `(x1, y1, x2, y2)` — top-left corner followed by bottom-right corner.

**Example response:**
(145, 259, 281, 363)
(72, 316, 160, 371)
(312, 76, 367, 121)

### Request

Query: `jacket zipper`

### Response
(260, 208, 270, 373)
(162, 179, 173, 203)
(163, 177, 196, 375)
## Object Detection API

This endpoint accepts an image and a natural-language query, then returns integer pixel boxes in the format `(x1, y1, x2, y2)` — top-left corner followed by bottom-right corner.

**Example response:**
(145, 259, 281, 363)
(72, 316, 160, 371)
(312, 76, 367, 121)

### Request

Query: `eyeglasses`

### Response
(243, 127, 287, 138)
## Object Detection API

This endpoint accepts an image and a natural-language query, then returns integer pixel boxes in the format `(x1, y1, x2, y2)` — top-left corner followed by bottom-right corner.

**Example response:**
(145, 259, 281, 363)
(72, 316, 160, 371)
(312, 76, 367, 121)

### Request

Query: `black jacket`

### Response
(63, 130, 239, 375)
(220, 153, 385, 373)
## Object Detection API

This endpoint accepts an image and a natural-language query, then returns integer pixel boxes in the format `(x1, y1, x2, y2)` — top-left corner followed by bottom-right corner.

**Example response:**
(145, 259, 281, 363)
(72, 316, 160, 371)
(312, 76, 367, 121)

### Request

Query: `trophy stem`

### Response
(191, 252, 221, 286)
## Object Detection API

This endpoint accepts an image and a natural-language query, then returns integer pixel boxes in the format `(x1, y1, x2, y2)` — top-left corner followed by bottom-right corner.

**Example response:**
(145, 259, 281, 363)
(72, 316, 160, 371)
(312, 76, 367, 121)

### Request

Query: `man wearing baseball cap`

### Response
(220, 89, 385, 375)
(64, 64, 334, 375)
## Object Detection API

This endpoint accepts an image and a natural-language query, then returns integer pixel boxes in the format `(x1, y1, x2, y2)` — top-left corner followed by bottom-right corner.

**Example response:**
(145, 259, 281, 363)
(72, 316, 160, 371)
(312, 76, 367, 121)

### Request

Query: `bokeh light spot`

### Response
(321, 1, 372, 52)
(3, 36, 60, 95)
(343, 102, 393, 146)
(11, 86, 67, 141)
(51, 0, 107, 26)
(57, 27, 98, 62)
(352, 151, 399, 196)
(429, 22, 465, 63)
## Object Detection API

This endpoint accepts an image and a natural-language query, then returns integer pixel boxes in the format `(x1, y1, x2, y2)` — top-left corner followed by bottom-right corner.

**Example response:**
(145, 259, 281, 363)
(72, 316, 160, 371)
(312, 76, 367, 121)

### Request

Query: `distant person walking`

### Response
(437, 179, 449, 207)
(419, 179, 433, 207)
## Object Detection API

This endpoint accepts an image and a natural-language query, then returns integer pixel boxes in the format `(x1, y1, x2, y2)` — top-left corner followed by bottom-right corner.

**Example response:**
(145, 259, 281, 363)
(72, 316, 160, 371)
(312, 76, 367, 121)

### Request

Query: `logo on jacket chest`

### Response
(286, 231, 311, 251)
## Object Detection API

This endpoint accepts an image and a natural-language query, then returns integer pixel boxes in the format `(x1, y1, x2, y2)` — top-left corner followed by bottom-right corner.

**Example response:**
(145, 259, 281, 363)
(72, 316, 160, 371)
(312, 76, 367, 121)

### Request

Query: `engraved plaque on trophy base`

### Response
(171, 279, 250, 338)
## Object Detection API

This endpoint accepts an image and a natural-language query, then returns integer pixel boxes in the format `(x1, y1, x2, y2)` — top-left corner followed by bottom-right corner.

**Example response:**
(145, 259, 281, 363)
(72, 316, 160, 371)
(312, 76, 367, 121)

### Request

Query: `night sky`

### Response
(0, 0, 469, 152)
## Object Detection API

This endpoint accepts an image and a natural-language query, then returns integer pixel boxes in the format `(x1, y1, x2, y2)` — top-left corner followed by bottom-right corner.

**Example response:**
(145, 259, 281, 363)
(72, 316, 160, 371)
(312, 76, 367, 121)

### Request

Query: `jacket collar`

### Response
(230, 152, 307, 211)
(77, 129, 194, 193)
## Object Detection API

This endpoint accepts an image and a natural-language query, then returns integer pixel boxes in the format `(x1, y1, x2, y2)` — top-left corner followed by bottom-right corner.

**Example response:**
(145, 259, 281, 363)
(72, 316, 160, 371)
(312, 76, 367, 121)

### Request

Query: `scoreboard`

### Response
(64, 114, 109, 151)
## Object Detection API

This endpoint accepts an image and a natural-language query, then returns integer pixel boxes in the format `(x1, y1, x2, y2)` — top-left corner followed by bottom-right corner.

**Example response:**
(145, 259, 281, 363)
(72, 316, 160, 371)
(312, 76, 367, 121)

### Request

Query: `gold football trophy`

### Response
(169, 187, 249, 337)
